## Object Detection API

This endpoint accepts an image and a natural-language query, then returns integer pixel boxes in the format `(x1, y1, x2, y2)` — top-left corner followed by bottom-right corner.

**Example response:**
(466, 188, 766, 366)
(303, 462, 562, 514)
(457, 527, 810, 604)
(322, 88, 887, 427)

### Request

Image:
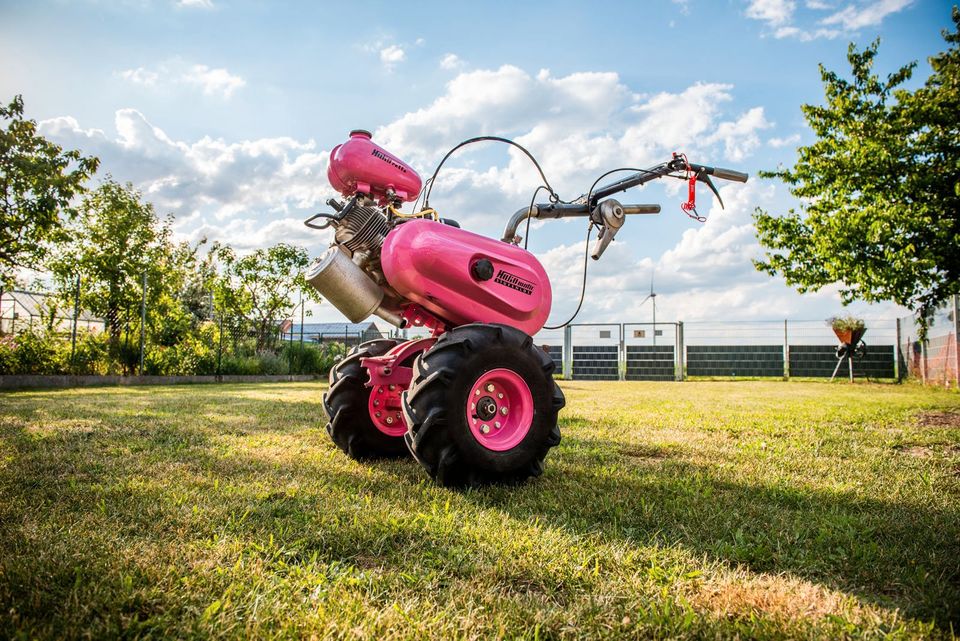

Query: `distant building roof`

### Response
(286, 322, 382, 336)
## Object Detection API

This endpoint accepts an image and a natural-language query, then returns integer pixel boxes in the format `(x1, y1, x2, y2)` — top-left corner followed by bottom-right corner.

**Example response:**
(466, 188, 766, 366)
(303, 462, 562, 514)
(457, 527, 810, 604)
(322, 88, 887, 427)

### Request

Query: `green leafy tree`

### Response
(50, 179, 207, 371)
(212, 243, 318, 351)
(754, 8, 960, 335)
(0, 95, 99, 297)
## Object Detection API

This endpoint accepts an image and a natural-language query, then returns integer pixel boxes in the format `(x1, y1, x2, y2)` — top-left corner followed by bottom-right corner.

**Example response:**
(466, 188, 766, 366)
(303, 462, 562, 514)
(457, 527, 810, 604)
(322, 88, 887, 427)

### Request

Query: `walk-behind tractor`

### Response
(305, 130, 747, 486)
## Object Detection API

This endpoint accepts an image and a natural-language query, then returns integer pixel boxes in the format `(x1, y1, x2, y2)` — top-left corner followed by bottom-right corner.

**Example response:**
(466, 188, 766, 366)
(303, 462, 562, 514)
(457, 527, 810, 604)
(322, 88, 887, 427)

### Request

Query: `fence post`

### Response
(783, 319, 790, 380)
(139, 271, 146, 375)
(921, 337, 928, 384)
(895, 317, 902, 382)
(299, 290, 305, 347)
(563, 325, 572, 380)
(70, 274, 81, 367)
(677, 321, 685, 381)
(618, 323, 625, 381)
(217, 310, 224, 379)
(953, 294, 960, 389)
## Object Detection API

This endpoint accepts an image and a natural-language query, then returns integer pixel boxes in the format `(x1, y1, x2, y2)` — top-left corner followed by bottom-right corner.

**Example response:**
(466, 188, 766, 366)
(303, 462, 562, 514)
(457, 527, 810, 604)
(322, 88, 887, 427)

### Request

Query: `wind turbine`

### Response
(638, 270, 657, 345)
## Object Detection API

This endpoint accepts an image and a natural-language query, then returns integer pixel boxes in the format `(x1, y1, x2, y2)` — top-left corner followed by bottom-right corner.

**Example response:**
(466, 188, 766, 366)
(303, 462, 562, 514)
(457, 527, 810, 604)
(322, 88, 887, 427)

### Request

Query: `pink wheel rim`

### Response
(466, 368, 534, 451)
(368, 385, 406, 437)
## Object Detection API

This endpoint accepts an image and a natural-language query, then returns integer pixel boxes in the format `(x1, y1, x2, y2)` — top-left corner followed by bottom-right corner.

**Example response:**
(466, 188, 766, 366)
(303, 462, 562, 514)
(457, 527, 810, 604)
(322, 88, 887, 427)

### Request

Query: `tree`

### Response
(50, 180, 206, 370)
(212, 243, 318, 351)
(0, 95, 99, 295)
(753, 8, 960, 335)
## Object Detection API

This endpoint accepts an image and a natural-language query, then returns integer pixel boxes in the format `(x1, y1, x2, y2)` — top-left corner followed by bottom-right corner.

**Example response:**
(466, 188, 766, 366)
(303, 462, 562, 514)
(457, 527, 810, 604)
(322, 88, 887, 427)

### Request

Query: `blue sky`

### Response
(0, 0, 953, 326)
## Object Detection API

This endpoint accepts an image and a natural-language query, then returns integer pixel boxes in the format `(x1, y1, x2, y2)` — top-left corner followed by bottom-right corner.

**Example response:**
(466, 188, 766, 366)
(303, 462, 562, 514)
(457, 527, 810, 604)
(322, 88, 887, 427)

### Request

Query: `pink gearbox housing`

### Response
(327, 130, 422, 204)
(381, 219, 552, 335)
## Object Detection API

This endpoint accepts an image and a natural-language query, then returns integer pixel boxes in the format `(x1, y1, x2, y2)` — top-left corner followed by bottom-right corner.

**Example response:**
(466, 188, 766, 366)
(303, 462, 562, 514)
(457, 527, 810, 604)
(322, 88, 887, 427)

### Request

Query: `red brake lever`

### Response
(673, 152, 706, 222)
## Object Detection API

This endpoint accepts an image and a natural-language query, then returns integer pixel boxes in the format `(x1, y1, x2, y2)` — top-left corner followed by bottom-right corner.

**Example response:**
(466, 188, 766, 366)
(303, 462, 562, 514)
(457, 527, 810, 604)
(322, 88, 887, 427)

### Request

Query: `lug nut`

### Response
(389, 384, 396, 391)
(373, 400, 380, 406)
(486, 383, 495, 392)
(475, 390, 480, 396)
(497, 393, 503, 399)
(375, 411, 382, 417)
(480, 424, 490, 434)
(500, 407, 508, 415)
(495, 421, 501, 429)
(471, 402, 476, 409)
(386, 416, 394, 424)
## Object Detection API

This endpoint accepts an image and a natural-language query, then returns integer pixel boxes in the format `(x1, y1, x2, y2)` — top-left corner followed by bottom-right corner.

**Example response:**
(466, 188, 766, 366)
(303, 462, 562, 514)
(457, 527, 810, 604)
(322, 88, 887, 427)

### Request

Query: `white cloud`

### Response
(38, 109, 334, 252)
(746, 0, 796, 27)
(181, 64, 245, 98)
(769, 133, 801, 147)
(746, 0, 911, 40)
(415, 37, 426, 46)
(40, 62, 908, 324)
(176, 0, 214, 7)
(821, 0, 913, 29)
(379, 45, 406, 69)
(117, 67, 159, 86)
(440, 53, 464, 70)
(116, 60, 246, 98)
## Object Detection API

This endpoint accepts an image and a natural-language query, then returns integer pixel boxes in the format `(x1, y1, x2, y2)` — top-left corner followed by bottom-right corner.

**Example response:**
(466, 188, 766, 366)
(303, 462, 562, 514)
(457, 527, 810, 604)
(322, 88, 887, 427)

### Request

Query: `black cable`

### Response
(584, 166, 661, 209)
(522, 185, 547, 250)
(423, 136, 561, 209)
(543, 221, 594, 330)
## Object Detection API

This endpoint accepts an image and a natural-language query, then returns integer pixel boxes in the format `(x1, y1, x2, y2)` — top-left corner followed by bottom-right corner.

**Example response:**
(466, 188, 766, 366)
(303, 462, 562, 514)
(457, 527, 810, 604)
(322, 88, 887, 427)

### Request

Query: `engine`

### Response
(305, 131, 553, 336)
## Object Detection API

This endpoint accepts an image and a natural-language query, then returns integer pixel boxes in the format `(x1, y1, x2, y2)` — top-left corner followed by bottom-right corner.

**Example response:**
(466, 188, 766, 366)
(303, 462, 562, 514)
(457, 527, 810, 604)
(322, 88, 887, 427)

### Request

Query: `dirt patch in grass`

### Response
(916, 411, 960, 429)
(619, 444, 671, 463)
(692, 571, 862, 624)
(897, 445, 934, 458)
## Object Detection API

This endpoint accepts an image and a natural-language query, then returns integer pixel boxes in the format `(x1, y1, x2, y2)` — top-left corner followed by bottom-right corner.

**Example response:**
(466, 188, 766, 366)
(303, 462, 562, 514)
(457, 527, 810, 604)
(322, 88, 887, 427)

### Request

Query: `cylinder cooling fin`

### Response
(335, 202, 390, 254)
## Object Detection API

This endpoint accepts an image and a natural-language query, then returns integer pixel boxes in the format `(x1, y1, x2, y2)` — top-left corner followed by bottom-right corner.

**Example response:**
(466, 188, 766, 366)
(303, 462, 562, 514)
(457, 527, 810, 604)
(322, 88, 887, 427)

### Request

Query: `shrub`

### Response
(70, 331, 110, 375)
(257, 350, 289, 375)
(0, 336, 17, 374)
(281, 341, 343, 375)
(10, 328, 67, 374)
(219, 354, 262, 375)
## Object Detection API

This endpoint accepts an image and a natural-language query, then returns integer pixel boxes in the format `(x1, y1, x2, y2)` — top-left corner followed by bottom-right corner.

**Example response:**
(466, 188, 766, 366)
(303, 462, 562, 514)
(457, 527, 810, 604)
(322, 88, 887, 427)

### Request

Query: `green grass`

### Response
(1, 380, 958, 640)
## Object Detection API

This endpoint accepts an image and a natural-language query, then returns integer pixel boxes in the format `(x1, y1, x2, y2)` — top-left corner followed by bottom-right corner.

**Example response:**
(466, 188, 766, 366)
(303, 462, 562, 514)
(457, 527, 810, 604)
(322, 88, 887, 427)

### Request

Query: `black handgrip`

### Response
(711, 167, 749, 183)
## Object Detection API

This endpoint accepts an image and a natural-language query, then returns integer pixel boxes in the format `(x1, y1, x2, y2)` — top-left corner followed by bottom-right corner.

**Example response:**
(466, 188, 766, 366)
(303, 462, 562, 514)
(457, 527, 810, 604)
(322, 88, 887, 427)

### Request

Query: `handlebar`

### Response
(687, 163, 749, 183)
(500, 155, 747, 248)
(501, 201, 660, 243)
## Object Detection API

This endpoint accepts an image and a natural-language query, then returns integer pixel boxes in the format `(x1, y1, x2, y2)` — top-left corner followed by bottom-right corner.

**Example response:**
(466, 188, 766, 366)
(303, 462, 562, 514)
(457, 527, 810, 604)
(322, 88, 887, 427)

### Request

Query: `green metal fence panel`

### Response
(625, 345, 675, 381)
(686, 345, 784, 377)
(789, 345, 895, 378)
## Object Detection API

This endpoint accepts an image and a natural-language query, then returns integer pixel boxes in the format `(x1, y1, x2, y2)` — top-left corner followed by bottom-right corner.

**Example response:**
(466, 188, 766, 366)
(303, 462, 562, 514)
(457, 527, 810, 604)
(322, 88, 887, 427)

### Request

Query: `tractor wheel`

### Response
(402, 324, 565, 487)
(323, 338, 407, 459)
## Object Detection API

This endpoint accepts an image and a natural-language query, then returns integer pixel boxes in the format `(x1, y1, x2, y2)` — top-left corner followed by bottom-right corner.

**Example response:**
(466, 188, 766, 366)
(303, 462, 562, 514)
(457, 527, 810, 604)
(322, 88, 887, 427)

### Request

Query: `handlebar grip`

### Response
(621, 204, 661, 215)
(711, 167, 749, 183)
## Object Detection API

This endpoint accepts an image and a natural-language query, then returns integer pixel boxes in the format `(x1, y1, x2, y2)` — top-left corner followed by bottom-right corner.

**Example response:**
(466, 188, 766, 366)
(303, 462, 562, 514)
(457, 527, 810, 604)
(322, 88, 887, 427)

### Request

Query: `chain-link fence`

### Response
(0, 286, 346, 377)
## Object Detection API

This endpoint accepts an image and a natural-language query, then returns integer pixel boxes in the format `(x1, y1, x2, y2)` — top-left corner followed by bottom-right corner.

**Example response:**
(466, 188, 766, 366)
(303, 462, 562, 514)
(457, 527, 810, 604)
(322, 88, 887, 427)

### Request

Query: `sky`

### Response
(0, 0, 954, 329)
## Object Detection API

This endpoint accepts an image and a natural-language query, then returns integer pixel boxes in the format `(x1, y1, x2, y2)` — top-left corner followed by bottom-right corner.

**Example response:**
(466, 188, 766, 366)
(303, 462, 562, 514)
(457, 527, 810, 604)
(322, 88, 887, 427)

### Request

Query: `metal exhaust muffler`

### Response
(304, 246, 403, 327)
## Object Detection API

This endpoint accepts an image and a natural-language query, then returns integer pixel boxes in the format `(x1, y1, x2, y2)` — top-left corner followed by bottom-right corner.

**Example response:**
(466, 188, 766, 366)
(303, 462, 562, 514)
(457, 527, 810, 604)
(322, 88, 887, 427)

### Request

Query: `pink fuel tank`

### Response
(381, 219, 552, 335)
(327, 130, 422, 204)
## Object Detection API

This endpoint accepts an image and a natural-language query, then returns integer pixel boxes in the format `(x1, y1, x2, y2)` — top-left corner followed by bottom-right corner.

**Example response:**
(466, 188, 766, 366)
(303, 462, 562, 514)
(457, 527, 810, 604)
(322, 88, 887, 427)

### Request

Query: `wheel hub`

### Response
(466, 368, 534, 452)
(476, 396, 497, 421)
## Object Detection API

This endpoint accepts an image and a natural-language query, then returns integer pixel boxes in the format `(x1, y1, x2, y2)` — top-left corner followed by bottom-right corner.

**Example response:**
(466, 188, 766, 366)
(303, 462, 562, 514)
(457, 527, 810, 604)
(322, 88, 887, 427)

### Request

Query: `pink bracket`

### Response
(361, 337, 437, 437)
(401, 304, 448, 337)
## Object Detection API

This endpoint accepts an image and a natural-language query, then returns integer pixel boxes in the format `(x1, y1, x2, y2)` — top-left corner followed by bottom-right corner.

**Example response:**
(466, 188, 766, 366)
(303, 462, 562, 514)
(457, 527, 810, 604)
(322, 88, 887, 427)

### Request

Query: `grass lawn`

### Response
(0, 380, 958, 639)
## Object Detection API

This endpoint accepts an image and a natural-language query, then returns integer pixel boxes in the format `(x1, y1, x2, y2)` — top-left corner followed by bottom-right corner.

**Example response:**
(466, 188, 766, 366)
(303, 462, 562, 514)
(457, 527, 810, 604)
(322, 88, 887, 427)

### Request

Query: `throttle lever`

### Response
(590, 199, 626, 260)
